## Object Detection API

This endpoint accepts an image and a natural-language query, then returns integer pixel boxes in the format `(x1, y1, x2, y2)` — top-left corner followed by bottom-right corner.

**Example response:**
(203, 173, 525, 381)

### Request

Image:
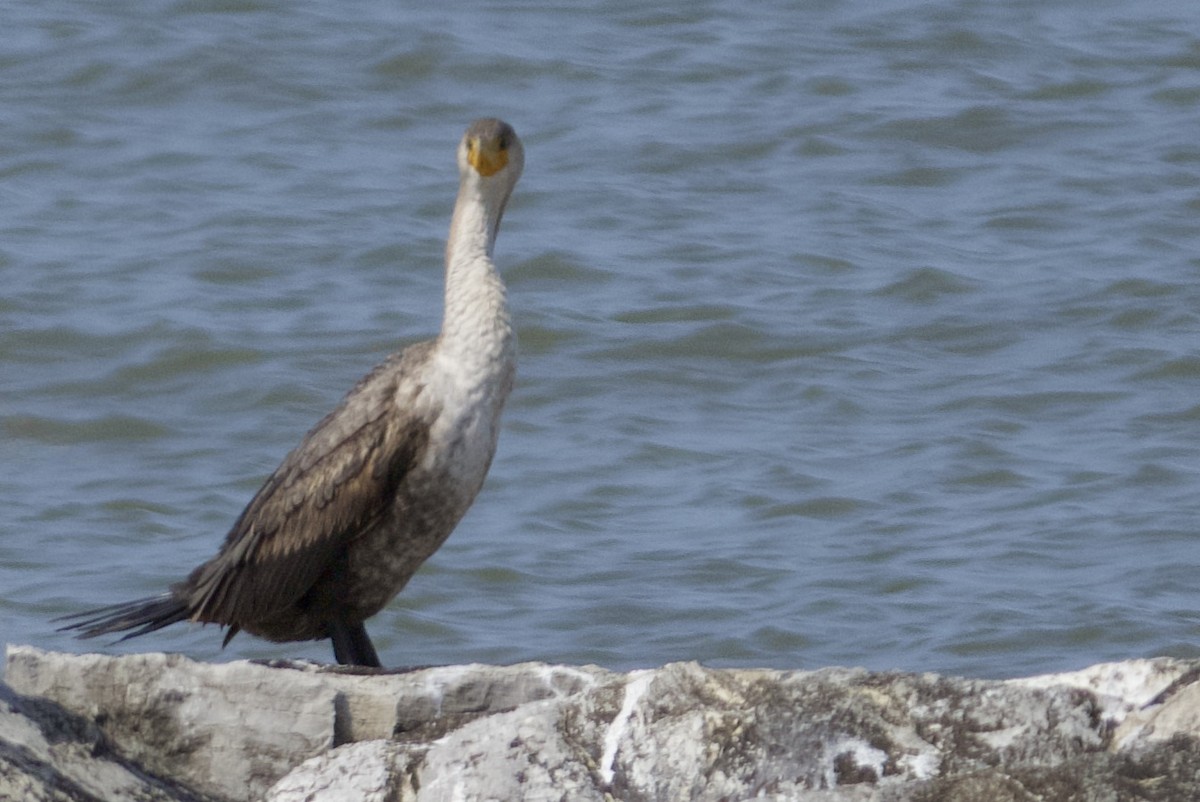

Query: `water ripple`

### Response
(4, 0, 1200, 679)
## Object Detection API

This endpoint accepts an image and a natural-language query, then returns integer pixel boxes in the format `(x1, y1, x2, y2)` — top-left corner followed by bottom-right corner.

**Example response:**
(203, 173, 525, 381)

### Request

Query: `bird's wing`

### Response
(182, 342, 436, 625)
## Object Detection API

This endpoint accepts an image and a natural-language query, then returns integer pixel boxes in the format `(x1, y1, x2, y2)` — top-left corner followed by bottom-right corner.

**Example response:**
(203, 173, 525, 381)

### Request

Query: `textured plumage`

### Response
(57, 119, 524, 667)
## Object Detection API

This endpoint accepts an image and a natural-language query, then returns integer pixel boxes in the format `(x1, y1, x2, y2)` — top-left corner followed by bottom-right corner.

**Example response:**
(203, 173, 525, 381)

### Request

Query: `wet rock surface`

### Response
(3, 645, 1200, 801)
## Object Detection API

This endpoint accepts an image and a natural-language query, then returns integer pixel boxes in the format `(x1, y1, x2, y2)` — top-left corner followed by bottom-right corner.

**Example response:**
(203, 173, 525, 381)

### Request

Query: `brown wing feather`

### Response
(181, 341, 436, 626)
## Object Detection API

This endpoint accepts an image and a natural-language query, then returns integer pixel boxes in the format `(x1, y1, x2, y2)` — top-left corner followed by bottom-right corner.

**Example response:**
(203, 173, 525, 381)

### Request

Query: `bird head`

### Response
(459, 118, 524, 189)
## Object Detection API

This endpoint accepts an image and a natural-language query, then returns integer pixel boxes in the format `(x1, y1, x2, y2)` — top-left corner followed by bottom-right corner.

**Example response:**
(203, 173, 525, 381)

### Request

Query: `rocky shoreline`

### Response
(3, 645, 1200, 800)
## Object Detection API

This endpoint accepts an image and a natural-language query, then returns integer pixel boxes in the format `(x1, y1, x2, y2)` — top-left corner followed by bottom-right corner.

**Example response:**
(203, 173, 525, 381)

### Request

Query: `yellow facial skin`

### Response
(467, 136, 509, 177)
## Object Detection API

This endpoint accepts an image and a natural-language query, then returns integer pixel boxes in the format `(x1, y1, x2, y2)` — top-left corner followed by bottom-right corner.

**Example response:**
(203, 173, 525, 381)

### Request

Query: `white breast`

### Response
(417, 345, 515, 497)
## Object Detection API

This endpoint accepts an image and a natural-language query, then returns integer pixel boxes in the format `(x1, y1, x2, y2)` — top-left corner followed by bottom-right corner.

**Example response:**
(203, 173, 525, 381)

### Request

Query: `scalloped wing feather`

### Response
(183, 342, 436, 626)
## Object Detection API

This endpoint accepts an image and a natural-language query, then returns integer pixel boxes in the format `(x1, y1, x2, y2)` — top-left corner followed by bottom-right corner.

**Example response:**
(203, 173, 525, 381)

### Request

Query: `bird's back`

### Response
(182, 340, 442, 641)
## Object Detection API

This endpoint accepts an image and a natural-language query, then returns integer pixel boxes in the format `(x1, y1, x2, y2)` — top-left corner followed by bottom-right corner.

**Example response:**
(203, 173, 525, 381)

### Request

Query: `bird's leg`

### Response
(329, 619, 382, 667)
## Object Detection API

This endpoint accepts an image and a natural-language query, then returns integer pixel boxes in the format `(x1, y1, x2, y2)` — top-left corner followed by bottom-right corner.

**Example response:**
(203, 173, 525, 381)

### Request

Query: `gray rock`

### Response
(0, 681, 205, 802)
(3, 645, 1200, 801)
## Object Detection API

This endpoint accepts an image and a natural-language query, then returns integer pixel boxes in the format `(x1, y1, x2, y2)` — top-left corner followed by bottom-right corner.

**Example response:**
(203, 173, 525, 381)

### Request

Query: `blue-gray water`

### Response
(3, 0, 1199, 679)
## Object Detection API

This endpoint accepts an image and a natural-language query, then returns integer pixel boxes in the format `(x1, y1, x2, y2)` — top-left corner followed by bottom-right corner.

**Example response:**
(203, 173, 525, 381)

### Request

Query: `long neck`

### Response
(438, 177, 514, 375)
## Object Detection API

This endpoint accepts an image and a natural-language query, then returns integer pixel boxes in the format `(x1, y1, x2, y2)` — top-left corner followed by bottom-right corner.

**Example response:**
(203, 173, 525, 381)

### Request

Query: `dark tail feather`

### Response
(54, 594, 191, 642)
